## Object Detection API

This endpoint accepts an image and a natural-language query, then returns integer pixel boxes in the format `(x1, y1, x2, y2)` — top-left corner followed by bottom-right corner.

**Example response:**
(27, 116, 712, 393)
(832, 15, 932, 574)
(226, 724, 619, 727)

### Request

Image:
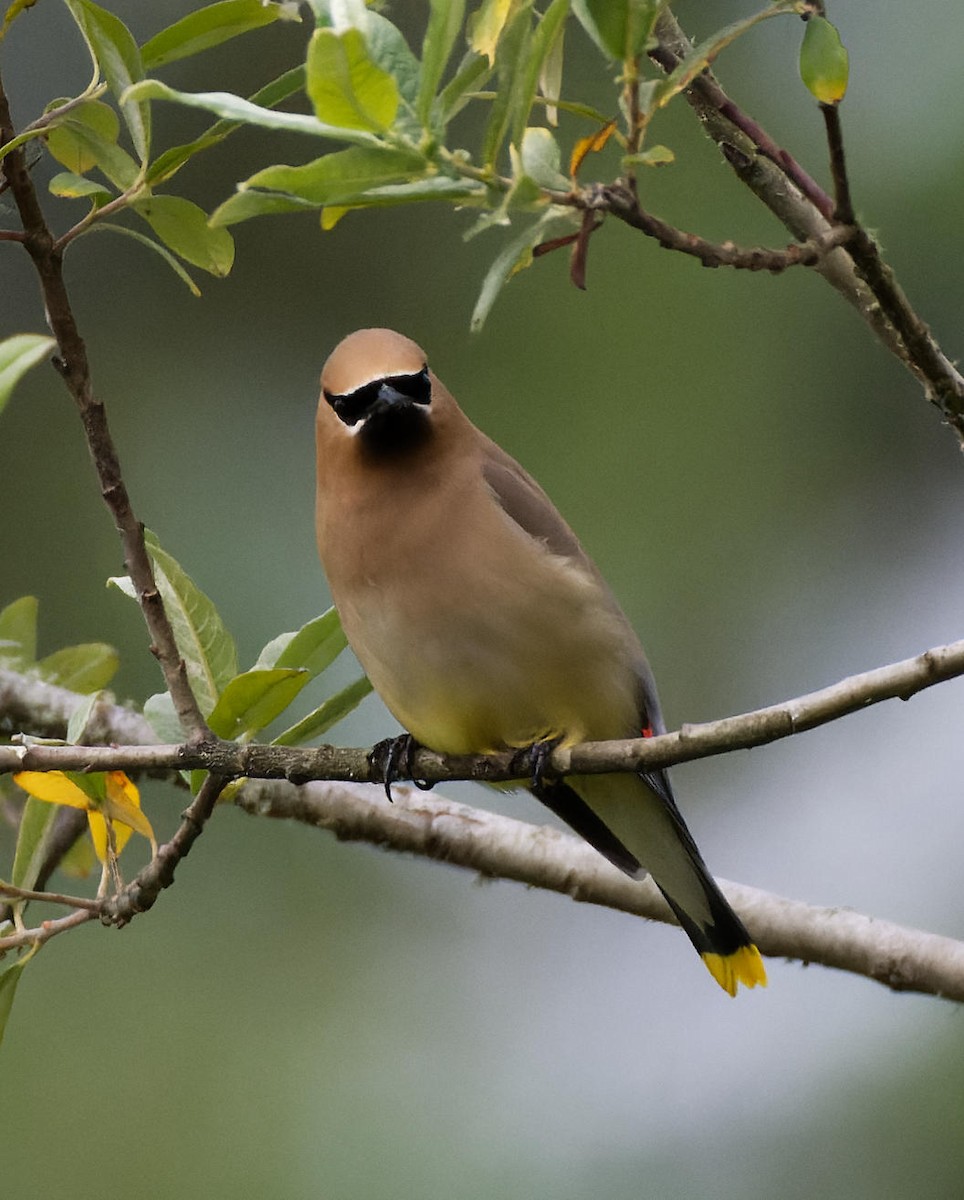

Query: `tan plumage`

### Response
(316, 328, 766, 995)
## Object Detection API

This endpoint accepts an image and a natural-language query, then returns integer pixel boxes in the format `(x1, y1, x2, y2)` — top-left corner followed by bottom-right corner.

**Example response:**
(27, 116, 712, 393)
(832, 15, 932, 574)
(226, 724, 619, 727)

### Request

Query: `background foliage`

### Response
(2, 1, 964, 1196)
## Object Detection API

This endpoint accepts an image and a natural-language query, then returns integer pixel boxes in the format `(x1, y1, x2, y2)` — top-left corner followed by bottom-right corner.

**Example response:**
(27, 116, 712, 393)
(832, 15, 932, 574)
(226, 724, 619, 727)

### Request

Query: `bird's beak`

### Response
(371, 381, 413, 418)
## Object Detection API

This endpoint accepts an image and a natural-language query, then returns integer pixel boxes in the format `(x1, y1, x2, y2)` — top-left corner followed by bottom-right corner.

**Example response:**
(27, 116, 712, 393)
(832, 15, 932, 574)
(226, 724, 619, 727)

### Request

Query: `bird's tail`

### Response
(533, 771, 767, 996)
(655, 875, 767, 997)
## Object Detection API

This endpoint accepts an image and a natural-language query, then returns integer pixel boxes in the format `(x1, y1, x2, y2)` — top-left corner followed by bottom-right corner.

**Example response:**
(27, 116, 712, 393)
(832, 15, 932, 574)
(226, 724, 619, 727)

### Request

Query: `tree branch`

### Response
(0, 68, 211, 740)
(4, 657, 964, 998)
(237, 779, 964, 1002)
(588, 180, 855, 273)
(3, 636, 963, 782)
(649, 11, 964, 436)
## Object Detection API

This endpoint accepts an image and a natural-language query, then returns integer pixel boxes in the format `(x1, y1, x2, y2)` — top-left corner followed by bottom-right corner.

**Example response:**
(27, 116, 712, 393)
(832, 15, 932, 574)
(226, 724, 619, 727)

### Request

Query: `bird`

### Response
(314, 328, 767, 996)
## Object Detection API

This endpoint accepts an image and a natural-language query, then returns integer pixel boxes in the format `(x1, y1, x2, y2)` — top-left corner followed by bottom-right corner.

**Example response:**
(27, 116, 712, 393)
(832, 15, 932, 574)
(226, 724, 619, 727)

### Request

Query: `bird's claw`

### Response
(368, 733, 433, 801)
(510, 735, 563, 793)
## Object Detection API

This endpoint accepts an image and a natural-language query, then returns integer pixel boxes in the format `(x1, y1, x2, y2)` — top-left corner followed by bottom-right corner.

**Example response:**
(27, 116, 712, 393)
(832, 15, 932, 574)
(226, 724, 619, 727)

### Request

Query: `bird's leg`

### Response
(368, 733, 433, 801)
(510, 734, 564, 792)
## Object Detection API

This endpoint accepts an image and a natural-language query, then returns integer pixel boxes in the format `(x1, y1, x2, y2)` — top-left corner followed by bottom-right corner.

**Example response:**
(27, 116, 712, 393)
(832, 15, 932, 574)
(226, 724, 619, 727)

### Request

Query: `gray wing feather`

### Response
(479, 436, 666, 736)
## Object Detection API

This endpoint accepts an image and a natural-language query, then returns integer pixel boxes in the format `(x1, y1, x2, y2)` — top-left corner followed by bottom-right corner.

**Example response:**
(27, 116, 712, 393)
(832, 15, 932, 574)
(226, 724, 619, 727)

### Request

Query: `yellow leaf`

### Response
(87, 810, 134, 865)
(469, 0, 514, 66)
(321, 206, 349, 230)
(13, 769, 155, 864)
(13, 770, 93, 811)
(569, 118, 617, 177)
(103, 772, 156, 848)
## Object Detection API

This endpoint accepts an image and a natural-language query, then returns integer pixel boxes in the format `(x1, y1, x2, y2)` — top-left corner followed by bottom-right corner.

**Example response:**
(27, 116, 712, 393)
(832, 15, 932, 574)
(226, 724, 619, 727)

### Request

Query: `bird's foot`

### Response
(368, 733, 433, 802)
(510, 735, 563, 794)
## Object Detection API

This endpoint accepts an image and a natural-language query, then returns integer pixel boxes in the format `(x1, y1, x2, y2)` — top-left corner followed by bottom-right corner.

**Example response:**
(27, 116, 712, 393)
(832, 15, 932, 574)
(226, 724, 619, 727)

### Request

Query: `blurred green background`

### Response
(3, 3, 964, 1197)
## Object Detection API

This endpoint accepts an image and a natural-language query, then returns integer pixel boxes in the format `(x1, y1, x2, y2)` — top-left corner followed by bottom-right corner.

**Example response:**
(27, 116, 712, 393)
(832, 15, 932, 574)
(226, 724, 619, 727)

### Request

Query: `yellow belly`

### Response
(335, 549, 641, 756)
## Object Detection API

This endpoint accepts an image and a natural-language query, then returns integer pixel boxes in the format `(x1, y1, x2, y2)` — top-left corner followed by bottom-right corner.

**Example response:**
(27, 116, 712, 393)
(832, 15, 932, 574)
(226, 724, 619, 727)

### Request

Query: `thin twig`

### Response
(649, 11, 964, 437)
(648, 28, 834, 220)
(816, 99, 962, 427)
(0, 68, 212, 738)
(0, 881, 102, 911)
(594, 180, 854, 272)
(820, 102, 854, 224)
(0, 907, 93, 953)
(98, 772, 228, 928)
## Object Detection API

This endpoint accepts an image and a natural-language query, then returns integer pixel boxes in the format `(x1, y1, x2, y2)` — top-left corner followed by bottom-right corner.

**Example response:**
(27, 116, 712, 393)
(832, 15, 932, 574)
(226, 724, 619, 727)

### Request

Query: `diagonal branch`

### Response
(649, 11, 964, 436)
(589, 180, 855, 272)
(0, 69, 211, 741)
(237, 779, 964, 1002)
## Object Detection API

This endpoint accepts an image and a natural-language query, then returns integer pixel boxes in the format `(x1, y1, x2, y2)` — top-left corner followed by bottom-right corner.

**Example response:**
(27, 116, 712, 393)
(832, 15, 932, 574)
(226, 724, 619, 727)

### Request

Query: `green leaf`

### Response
(63, 0, 150, 161)
(44, 99, 119, 172)
(106, 574, 136, 599)
(66, 692, 101, 744)
(208, 668, 309, 739)
(220, 171, 483, 227)
(470, 207, 576, 332)
(0, 951, 37, 1054)
(132, 195, 235, 276)
(240, 145, 427, 205)
(572, 0, 662, 60)
(365, 12, 421, 109)
(143, 531, 238, 713)
(538, 8, 565, 125)
(273, 675, 373, 746)
(518, 126, 568, 190)
(48, 171, 113, 202)
(142, 0, 297, 69)
(656, 1, 800, 109)
(481, 2, 533, 168)
(437, 52, 491, 124)
(799, 16, 849, 105)
(466, 146, 540, 238)
(143, 691, 183, 743)
(623, 143, 674, 167)
(306, 27, 400, 132)
(147, 67, 305, 185)
(0, 128, 38, 166)
(0, 335, 57, 417)
(322, 175, 485, 216)
(124, 79, 383, 147)
(37, 643, 119, 693)
(511, 0, 570, 147)
(0, 596, 38, 666)
(11, 798, 59, 891)
(263, 608, 347, 676)
(208, 189, 319, 227)
(468, 0, 514, 64)
(46, 117, 139, 189)
(418, 0, 465, 126)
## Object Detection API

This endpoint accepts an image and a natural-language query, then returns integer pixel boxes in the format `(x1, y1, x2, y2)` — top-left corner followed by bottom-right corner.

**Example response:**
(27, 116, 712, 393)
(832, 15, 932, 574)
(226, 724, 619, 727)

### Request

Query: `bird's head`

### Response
(320, 328, 434, 454)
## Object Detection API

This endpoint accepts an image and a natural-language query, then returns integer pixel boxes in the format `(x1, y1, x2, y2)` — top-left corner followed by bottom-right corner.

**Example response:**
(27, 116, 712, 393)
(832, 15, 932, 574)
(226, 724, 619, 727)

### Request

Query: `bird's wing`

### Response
(481, 435, 668, 737)
(480, 438, 591, 565)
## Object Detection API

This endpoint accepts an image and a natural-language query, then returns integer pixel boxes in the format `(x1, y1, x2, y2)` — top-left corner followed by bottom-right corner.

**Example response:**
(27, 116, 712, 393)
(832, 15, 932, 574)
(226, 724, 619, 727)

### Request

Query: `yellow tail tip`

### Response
(701, 944, 768, 996)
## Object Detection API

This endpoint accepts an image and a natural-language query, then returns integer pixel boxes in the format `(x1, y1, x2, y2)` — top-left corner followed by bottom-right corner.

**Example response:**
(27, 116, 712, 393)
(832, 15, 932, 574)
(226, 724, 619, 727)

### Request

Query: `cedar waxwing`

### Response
(315, 328, 766, 996)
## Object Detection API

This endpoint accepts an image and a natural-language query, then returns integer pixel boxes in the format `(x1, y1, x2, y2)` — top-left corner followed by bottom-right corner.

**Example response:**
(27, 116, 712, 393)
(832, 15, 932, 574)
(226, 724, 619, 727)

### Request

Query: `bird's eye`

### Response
(325, 381, 378, 426)
(398, 366, 431, 404)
